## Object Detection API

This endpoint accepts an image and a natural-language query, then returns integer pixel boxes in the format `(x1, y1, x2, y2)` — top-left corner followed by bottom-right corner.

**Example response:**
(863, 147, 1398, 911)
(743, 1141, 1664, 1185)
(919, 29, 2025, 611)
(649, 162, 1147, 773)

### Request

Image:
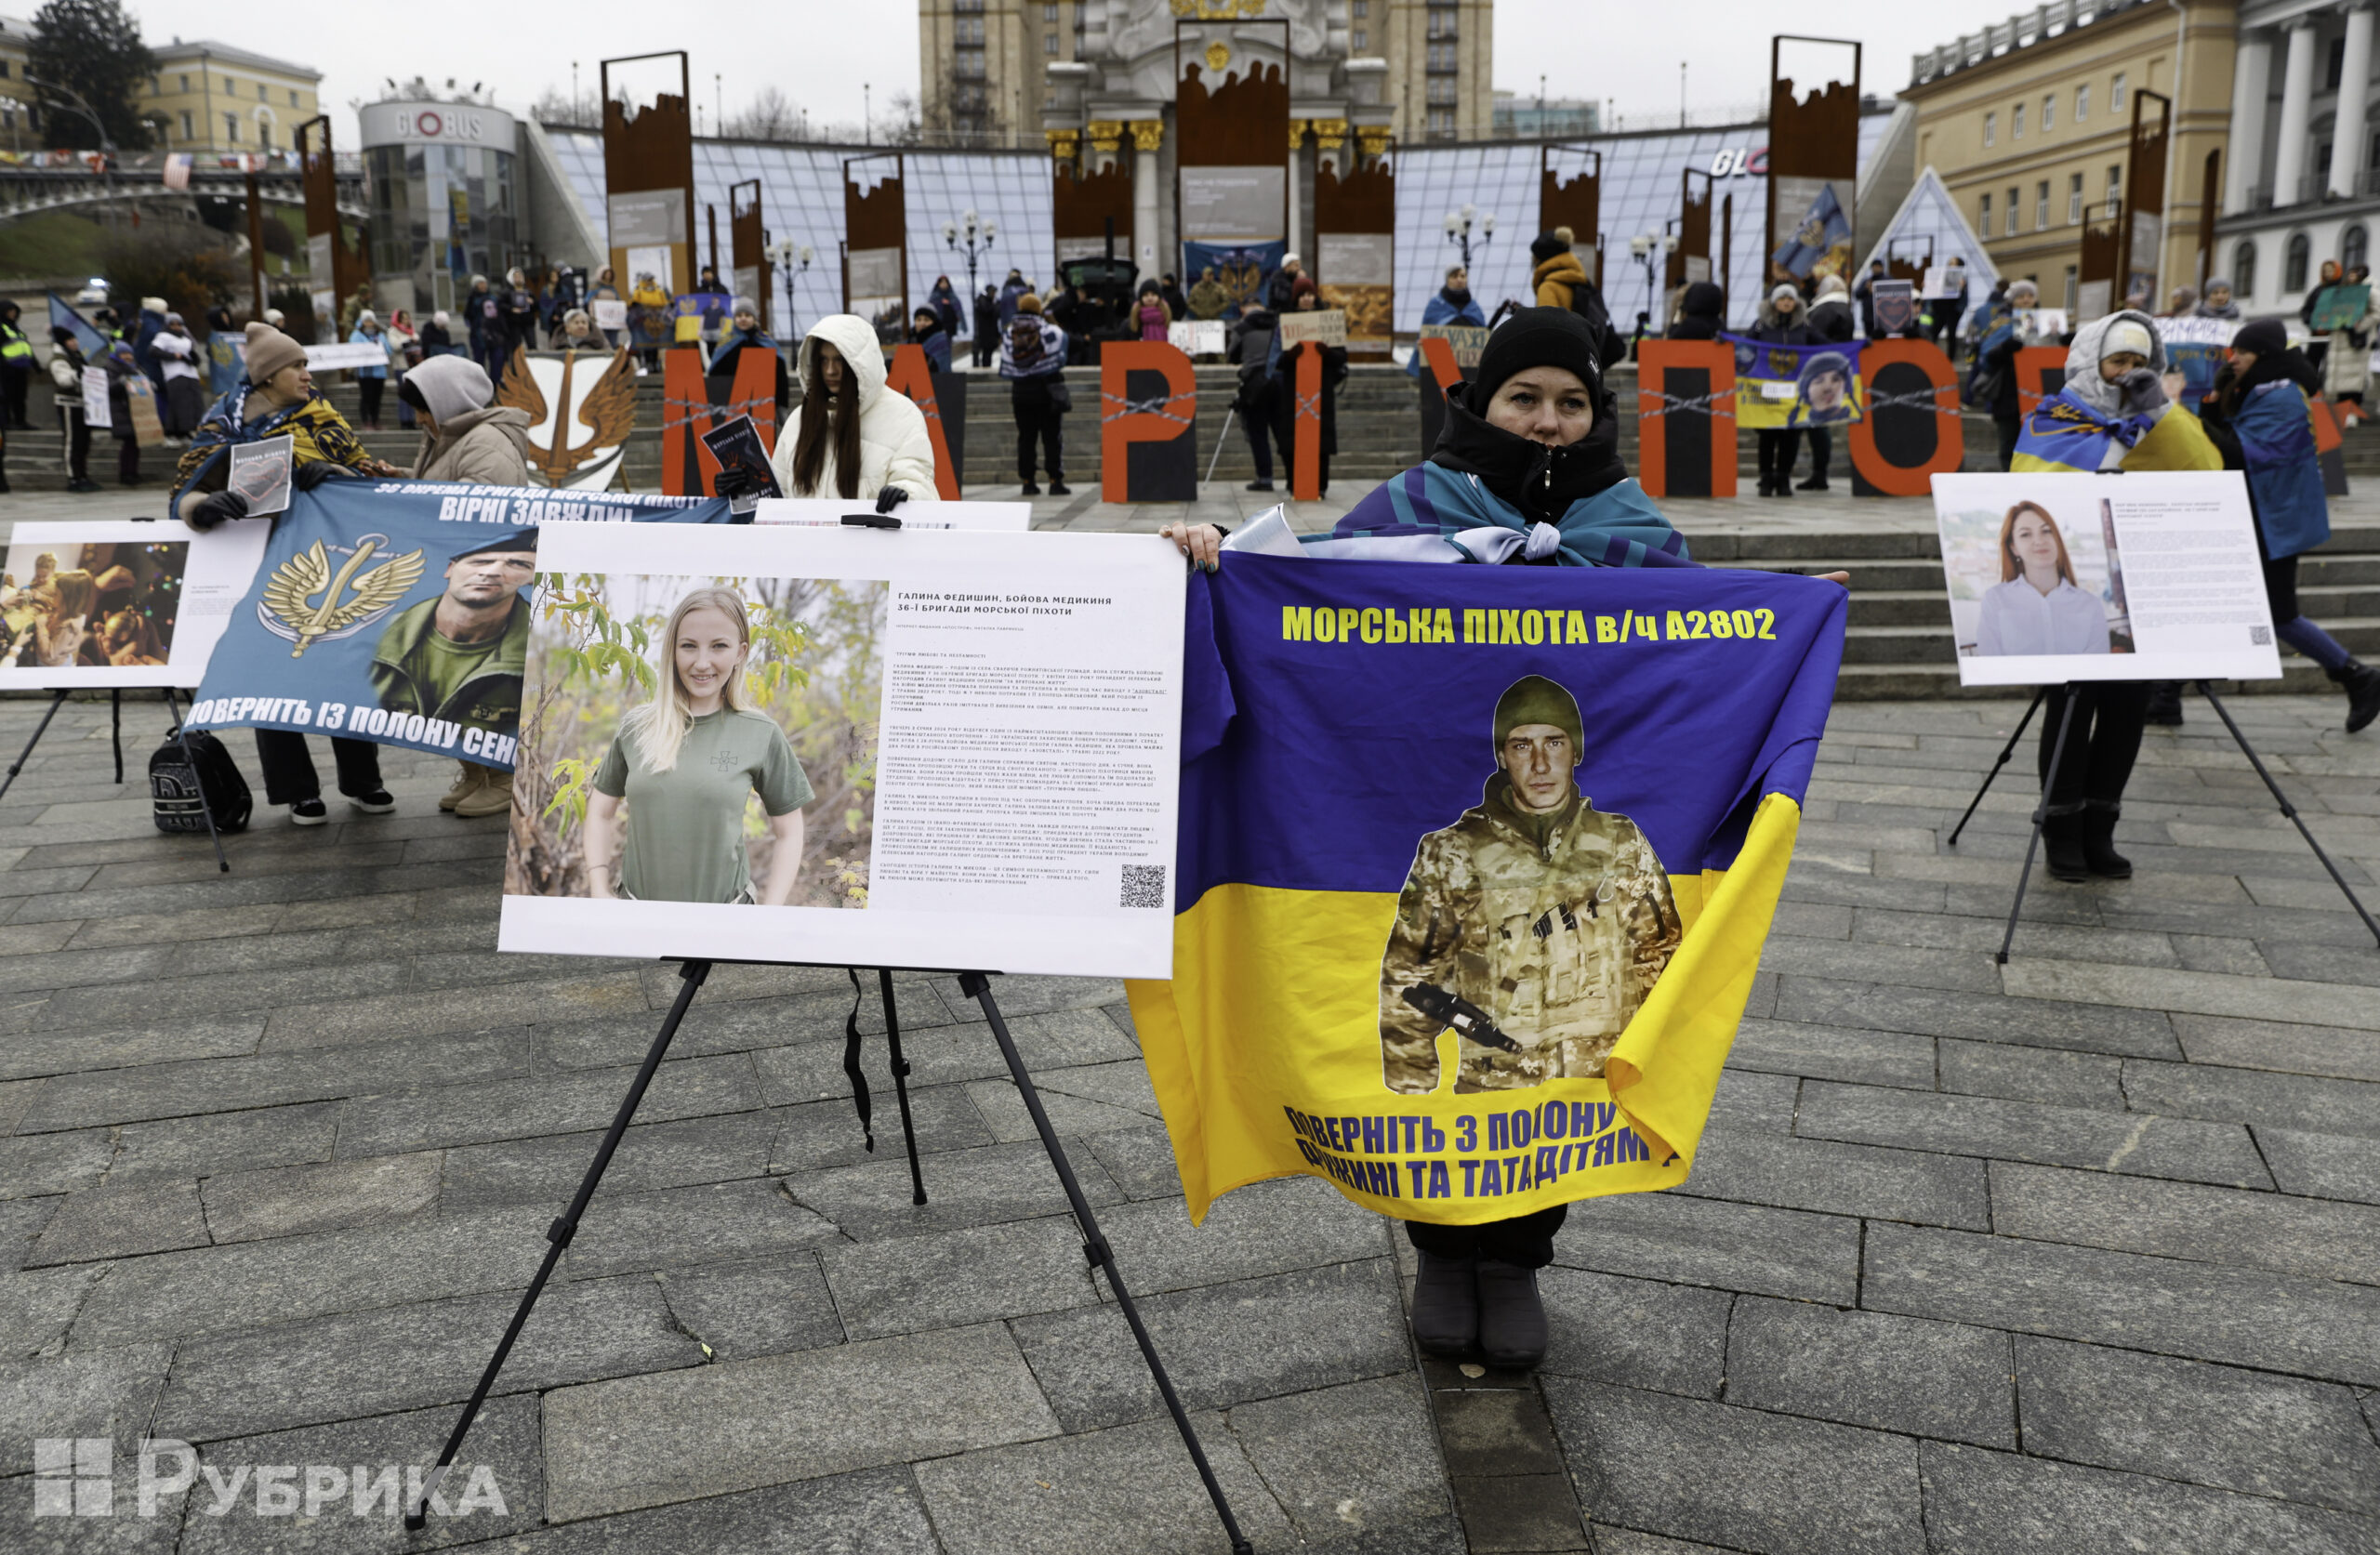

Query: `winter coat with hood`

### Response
(766, 313, 938, 502)
(1806, 281, 1857, 345)
(2011, 310, 2223, 474)
(404, 355, 532, 485)
(1668, 282, 1726, 341)
(1748, 296, 1817, 348)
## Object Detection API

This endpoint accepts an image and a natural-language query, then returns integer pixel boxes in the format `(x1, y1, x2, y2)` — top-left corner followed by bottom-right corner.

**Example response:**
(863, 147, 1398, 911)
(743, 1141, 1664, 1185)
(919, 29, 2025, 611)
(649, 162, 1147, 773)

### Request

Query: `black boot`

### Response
(2080, 803, 2132, 879)
(1474, 1259, 1549, 1369)
(1410, 1252, 1478, 1357)
(1795, 473, 1829, 491)
(2041, 809, 2090, 882)
(2144, 681, 2185, 727)
(2330, 658, 2380, 734)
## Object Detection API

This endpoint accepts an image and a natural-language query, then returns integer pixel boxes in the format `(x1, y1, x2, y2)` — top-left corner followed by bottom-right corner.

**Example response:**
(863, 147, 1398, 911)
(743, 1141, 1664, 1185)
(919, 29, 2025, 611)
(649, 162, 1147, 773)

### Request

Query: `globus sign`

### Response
(358, 101, 514, 149)
(1708, 147, 1770, 178)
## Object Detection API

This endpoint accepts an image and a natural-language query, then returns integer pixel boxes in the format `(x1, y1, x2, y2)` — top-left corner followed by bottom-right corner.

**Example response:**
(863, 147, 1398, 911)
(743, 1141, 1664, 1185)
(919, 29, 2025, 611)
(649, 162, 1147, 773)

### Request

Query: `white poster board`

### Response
(81, 366, 112, 429)
(592, 298, 628, 332)
(306, 342, 390, 371)
(1168, 320, 1228, 357)
(0, 521, 271, 689)
(498, 524, 1185, 978)
(753, 498, 1032, 532)
(1276, 310, 1348, 348)
(1933, 471, 2281, 686)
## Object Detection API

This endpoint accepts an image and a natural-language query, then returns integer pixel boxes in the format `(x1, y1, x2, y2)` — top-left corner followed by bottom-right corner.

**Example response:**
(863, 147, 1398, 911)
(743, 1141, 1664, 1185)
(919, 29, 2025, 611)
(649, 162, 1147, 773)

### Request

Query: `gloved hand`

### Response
(874, 485, 909, 514)
(2117, 366, 2168, 417)
(293, 459, 360, 492)
(712, 466, 752, 500)
(185, 490, 248, 532)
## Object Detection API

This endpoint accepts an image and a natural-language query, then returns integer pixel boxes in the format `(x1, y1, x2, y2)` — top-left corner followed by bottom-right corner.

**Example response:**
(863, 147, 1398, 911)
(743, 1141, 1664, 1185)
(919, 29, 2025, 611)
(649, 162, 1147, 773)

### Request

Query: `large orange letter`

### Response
(1292, 345, 1323, 501)
(884, 344, 960, 498)
(1849, 338, 1964, 497)
(1635, 340, 1737, 498)
(1100, 341, 1197, 502)
(668, 345, 788, 495)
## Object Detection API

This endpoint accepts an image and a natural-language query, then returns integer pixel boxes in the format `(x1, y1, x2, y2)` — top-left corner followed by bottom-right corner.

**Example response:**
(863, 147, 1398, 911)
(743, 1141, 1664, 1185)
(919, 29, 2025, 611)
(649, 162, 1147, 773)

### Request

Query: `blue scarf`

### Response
(1332, 461, 1695, 568)
(707, 327, 778, 375)
(2233, 379, 2332, 560)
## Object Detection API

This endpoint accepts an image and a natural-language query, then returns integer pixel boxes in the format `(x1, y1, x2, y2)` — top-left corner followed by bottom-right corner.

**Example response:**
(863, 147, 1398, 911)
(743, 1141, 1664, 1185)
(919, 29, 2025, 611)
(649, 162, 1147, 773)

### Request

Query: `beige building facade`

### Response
(919, 0, 1492, 148)
(145, 40, 323, 154)
(1904, 0, 2237, 315)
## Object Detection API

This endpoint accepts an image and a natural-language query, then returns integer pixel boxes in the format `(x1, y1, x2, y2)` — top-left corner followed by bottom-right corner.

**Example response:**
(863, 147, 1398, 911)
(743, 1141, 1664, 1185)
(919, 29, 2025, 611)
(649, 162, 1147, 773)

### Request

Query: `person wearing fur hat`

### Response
(1748, 284, 1818, 496)
(172, 321, 407, 826)
(2007, 310, 2222, 880)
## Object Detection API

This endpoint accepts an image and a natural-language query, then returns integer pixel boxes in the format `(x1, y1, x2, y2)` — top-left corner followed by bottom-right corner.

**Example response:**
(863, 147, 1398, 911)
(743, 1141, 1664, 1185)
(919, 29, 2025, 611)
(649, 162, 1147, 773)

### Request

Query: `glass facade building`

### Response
(360, 101, 522, 319)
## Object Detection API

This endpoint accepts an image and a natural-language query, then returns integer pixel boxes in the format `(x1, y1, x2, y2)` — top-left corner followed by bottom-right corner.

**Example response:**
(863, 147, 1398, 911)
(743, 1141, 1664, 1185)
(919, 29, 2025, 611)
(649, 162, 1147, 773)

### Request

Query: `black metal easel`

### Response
(407, 964, 1254, 1554)
(0, 686, 228, 872)
(1949, 680, 2380, 961)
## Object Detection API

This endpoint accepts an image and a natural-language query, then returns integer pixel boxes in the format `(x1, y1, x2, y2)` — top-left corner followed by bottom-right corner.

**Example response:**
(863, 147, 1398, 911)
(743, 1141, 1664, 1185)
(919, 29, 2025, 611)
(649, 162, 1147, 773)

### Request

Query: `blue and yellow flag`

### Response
(2012, 388, 2223, 474)
(1724, 335, 1864, 430)
(1126, 557, 1847, 1225)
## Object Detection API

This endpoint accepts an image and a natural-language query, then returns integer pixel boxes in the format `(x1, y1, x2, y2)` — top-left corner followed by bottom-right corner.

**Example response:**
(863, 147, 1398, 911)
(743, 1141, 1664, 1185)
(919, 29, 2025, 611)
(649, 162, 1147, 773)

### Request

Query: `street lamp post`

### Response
(942, 209, 997, 336)
(1443, 204, 1495, 270)
(27, 73, 118, 230)
(769, 237, 813, 349)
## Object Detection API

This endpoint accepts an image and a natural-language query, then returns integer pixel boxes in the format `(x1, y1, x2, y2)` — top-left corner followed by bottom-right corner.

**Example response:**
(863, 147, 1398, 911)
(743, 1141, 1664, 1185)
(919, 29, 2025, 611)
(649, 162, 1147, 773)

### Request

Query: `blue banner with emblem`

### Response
(187, 482, 729, 771)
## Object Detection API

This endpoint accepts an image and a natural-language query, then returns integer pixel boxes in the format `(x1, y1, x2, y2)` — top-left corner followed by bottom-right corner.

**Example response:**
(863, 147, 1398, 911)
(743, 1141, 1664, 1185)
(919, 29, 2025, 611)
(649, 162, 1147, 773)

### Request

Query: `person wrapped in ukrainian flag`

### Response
(2009, 310, 2220, 882)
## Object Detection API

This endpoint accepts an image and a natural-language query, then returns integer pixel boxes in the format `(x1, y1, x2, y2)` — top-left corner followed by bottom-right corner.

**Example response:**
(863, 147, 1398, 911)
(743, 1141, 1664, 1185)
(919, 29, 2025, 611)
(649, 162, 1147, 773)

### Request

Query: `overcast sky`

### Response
(119, 0, 2025, 142)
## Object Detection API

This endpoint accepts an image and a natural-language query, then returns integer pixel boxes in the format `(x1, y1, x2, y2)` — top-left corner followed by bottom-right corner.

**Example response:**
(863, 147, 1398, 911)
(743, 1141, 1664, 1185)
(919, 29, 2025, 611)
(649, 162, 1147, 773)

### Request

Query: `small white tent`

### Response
(1858, 166, 2001, 323)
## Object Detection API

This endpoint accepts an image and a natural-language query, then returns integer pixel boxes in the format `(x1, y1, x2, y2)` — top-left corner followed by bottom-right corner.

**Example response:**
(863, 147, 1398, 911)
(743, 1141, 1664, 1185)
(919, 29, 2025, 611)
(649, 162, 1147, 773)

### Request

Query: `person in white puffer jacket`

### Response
(760, 313, 936, 511)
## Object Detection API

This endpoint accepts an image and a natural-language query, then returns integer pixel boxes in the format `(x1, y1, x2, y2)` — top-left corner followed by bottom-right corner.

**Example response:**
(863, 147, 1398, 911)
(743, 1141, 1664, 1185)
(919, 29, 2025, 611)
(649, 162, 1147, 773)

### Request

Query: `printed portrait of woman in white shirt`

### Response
(1973, 501, 2111, 656)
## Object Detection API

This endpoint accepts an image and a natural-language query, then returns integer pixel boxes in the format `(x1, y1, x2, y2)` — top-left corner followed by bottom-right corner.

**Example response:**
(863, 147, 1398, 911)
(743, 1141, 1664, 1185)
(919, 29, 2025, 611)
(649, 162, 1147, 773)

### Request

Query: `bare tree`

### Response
(532, 84, 601, 128)
(723, 85, 800, 142)
(878, 89, 923, 147)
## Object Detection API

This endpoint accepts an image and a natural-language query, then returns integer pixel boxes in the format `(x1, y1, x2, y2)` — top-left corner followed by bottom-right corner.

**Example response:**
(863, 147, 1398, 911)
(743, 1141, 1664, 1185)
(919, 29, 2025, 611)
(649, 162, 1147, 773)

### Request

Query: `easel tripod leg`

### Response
(1950, 686, 2047, 847)
(957, 971, 1256, 1555)
(0, 689, 69, 804)
(879, 968, 927, 1206)
(2000, 685, 2080, 966)
(111, 688, 122, 784)
(2197, 681, 2380, 949)
(405, 958, 713, 1531)
(161, 689, 229, 874)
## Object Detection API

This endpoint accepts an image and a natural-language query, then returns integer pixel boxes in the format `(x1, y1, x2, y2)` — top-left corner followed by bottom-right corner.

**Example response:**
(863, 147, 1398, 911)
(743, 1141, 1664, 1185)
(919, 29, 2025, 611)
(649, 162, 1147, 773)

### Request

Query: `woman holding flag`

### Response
(2198, 318, 2380, 732)
(2009, 312, 2222, 880)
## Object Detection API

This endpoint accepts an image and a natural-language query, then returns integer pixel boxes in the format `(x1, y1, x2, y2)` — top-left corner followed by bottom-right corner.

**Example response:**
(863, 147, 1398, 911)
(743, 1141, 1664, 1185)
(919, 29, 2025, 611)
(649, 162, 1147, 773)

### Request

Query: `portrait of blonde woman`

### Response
(1974, 501, 2110, 656)
(582, 586, 813, 905)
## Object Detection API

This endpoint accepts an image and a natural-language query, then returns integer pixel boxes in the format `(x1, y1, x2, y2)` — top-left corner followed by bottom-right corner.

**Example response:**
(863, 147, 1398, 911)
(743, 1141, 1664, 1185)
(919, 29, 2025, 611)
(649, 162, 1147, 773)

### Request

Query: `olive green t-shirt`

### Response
(591, 708, 813, 904)
(401, 628, 505, 715)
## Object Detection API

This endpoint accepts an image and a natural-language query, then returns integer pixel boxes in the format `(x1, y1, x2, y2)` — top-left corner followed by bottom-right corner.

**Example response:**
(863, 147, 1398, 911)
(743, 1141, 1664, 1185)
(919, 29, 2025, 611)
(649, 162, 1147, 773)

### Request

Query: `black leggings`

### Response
(2039, 684, 2149, 810)
(1756, 428, 1801, 485)
(1406, 1205, 1567, 1269)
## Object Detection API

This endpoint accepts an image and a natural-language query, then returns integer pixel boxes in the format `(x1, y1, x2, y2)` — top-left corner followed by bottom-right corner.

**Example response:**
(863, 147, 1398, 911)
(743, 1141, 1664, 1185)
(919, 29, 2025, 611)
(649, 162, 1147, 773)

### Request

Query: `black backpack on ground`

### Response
(151, 727, 250, 834)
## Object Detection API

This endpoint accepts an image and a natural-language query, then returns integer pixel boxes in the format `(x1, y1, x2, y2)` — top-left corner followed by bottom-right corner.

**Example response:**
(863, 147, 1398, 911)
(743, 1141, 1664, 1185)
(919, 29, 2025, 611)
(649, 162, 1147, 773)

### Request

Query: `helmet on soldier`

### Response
(1492, 675, 1583, 755)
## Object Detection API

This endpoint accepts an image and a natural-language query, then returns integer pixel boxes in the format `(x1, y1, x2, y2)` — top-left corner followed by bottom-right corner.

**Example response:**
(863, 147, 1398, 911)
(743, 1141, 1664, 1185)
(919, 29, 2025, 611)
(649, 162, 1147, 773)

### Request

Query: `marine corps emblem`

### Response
(496, 345, 640, 491)
(258, 534, 426, 658)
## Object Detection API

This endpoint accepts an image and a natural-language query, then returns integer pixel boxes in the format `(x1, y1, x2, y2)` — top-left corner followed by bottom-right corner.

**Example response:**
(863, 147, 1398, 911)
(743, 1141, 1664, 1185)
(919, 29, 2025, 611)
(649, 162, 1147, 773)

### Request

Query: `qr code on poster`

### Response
(1120, 863, 1169, 909)
(2251, 625, 2273, 645)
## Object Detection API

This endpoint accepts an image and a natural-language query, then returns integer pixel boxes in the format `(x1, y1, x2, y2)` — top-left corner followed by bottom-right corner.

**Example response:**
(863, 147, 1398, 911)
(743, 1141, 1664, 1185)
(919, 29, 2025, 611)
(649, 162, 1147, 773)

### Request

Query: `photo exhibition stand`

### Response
(1948, 681, 2380, 962)
(0, 686, 231, 874)
(406, 961, 1259, 1555)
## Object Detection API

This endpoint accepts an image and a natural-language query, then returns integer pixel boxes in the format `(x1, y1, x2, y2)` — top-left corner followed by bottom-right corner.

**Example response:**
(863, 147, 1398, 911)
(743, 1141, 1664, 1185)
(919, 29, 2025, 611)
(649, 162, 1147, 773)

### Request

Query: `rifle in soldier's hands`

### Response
(1401, 983, 1525, 1053)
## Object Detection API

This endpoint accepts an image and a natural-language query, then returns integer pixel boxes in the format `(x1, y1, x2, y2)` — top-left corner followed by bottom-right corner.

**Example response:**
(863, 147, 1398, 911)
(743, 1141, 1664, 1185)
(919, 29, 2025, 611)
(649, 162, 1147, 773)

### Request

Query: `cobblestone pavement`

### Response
(5, 691, 2380, 1549)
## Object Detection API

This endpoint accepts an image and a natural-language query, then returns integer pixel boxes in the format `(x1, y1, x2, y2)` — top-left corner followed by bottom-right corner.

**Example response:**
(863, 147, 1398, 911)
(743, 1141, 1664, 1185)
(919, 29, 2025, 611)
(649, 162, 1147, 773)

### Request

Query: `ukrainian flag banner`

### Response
(1126, 556, 1847, 1226)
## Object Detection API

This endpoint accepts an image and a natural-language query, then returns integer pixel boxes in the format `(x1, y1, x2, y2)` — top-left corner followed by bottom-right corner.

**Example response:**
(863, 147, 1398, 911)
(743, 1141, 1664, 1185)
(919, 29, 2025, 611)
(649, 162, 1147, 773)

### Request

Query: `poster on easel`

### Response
(496, 523, 1183, 977)
(0, 521, 272, 689)
(1934, 471, 2281, 685)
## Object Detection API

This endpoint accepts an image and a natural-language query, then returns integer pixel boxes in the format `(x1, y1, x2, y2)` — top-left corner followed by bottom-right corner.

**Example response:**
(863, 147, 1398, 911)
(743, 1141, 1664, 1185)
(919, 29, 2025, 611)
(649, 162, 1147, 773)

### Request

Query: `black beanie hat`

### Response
(2232, 317, 2287, 358)
(1528, 231, 1568, 264)
(1472, 307, 1604, 404)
